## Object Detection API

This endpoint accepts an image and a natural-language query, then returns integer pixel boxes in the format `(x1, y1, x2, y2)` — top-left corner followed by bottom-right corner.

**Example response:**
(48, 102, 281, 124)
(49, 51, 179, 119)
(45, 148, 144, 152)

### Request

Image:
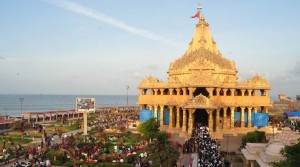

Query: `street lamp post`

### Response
(126, 86, 129, 106)
(19, 97, 24, 119)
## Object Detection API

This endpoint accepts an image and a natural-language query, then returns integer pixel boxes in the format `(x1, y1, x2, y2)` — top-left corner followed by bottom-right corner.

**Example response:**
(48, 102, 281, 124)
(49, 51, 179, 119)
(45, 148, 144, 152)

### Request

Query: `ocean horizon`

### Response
(0, 94, 138, 117)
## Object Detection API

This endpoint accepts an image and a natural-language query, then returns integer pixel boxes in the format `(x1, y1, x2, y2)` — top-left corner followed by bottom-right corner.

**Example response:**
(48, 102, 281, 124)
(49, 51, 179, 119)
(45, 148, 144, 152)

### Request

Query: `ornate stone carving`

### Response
(140, 75, 163, 86)
(239, 74, 270, 88)
(169, 48, 235, 71)
(189, 94, 210, 105)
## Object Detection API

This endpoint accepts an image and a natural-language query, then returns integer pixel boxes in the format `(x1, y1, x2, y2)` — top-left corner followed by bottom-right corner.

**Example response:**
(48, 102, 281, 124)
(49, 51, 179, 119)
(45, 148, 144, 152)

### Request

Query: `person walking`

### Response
(46, 158, 51, 167)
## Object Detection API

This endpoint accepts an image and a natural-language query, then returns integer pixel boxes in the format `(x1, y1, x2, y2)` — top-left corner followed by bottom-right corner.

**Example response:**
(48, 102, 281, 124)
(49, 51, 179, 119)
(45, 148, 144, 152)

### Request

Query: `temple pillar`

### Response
(215, 88, 221, 96)
(169, 106, 174, 128)
(230, 89, 236, 96)
(154, 105, 158, 120)
(230, 107, 235, 129)
(182, 109, 187, 132)
(160, 89, 164, 95)
(241, 107, 245, 128)
(182, 88, 187, 96)
(50, 113, 52, 121)
(67, 111, 70, 119)
(254, 107, 258, 113)
(253, 90, 258, 96)
(223, 89, 228, 96)
(36, 114, 38, 123)
(264, 107, 269, 113)
(248, 107, 252, 127)
(223, 108, 227, 129)
(43, 114, 45, 122)
(249, 89, 253, 96)
(241, 89, 246, 96)
(56, 112, 58, 120)
(265, 90, 269, 96)
(188, 88, 196, 98)
(208, 109, 213, 131)
(176, 88, 181, 95)
(160, 105, 164, 126)
(149, 89, 153, 95)
(139, 89, 143, 95)
(216, 109, 220, 131)
(206, 88, 214, 97)
(188, 109, 194, 134)
(148, 105, 153, 111)
(154, 89, 158, 95)
(169, 88, 174, 95)
(176, 107, 180, 128)
(72, 112, 75, 119)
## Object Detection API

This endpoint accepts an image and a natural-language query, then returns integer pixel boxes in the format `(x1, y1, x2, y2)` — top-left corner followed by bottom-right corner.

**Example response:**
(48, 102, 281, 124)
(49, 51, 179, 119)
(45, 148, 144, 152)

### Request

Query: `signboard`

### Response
(75, 98, 95, 113)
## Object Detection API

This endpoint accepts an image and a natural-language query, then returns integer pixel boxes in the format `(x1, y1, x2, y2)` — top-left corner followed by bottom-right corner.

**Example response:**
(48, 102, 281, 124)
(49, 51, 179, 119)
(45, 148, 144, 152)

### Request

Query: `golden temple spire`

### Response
(186, 3, 220, 55)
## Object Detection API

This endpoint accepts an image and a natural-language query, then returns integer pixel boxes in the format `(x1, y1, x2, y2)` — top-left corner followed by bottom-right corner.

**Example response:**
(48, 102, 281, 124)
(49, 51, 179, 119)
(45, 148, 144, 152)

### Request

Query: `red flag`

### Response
(191, 12, 200, 18)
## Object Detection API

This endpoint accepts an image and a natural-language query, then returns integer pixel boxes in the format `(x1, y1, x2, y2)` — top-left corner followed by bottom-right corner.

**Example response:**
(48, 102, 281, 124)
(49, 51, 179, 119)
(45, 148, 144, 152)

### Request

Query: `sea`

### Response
(0, 94, 138, 117)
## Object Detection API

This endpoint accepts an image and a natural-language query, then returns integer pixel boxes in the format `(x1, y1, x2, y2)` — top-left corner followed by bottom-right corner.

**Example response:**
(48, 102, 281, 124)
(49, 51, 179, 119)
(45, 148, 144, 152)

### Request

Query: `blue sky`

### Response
(0, 0, 299, 99)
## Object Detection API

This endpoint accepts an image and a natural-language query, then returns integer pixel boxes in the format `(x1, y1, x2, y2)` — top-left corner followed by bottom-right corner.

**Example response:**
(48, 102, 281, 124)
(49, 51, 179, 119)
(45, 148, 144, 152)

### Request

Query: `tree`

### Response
(271, 139, 300, 167)
(137, 118, 159, 140)
(242, 131, 266, 146)
(10, 120, 28, 132)
(147, 132, 180, 167)
(234, 155, 243, 167)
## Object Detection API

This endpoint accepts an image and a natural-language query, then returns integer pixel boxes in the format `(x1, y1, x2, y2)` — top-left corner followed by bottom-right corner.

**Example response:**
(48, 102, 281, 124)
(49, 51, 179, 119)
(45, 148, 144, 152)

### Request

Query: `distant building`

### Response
(296, 95, 300, 101)
(278, 94, 287, 101)
(270, 94, 300, 113)
(0, 115, 13, 132)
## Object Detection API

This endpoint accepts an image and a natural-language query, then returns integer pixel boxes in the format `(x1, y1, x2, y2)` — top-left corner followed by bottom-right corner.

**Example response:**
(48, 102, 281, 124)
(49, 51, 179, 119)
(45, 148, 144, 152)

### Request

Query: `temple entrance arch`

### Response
(194, 87, 209, 97)
(193, 109, 208, 126)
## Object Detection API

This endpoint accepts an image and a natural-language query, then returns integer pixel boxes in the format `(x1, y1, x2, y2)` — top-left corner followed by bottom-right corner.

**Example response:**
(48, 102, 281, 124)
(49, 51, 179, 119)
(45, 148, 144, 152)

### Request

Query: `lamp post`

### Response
(19, 97, 24, 119)
(126, 86, 129, 106)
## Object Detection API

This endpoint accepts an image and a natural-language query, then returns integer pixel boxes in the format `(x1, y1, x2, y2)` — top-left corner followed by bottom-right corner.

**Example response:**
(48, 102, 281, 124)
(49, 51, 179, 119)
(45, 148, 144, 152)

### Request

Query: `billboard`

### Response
(75, 98, 95, 113)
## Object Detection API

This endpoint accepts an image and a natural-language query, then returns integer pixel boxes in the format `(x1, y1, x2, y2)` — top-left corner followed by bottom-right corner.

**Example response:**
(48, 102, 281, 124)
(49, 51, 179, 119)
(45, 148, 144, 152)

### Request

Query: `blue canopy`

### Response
(284, 111, 300, 117)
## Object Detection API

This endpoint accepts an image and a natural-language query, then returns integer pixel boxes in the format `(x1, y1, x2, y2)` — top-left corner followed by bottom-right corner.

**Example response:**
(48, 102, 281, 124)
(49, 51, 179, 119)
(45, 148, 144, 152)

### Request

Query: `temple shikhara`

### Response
(137, 8, 271, 138)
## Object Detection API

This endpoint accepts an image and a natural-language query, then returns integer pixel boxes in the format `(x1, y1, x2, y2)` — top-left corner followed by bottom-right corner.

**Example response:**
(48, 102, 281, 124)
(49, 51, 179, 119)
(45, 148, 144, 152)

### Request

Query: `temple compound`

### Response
(137, 12, 271, 138)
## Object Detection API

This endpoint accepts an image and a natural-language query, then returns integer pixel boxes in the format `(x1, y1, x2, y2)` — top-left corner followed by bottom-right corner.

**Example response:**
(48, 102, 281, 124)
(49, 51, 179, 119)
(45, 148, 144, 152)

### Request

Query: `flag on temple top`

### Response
(191, 11, 200, 18)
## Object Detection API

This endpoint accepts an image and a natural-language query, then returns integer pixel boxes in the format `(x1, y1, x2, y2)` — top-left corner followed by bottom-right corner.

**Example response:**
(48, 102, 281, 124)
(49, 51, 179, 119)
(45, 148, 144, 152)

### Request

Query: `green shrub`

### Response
(242, 131, 266, 146)
(52, 160, 64, 166)
(64, 161, 74, 167)
(91, 163, 134, 167)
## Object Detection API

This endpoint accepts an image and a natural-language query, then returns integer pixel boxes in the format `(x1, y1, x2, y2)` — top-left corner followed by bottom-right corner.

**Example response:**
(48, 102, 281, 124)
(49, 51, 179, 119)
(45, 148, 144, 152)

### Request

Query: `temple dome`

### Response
(168, 16, 237, 85)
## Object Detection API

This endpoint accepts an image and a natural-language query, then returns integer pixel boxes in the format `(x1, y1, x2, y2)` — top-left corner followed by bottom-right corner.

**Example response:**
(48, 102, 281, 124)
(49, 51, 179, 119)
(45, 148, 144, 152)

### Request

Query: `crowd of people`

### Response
(70, 133, 149, 166)
(183, 124, 222, 167)
(1, 108, 139, 167)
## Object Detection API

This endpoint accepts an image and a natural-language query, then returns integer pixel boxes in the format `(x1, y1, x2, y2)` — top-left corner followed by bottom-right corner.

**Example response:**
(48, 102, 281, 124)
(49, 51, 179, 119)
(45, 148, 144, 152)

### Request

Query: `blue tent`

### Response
(284, 111, 300, 119)
(234, 111, 268, 128)
(139, 110, 154, 122)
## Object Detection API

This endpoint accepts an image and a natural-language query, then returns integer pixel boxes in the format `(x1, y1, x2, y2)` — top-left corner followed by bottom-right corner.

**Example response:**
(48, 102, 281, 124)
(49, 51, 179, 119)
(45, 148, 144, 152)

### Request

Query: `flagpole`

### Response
(197, 2, 202, 22)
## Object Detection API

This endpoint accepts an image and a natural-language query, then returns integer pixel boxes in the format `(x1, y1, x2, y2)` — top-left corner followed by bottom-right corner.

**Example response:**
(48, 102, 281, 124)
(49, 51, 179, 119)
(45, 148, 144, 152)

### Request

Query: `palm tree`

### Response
(147, 132, 180, 167)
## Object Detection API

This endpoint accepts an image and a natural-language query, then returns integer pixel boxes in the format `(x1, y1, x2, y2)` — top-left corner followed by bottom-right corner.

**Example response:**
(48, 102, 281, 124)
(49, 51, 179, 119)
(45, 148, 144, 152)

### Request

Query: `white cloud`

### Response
(44, 0, 182, 48)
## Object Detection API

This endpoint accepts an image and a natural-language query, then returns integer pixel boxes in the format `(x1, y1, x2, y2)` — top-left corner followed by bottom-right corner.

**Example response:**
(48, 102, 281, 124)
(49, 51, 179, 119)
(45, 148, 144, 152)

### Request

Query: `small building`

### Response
(296, 95, 300, 101)
(278, 94, 287, 101)
(242, 128, 300, 167)
(0, 115, 13, 132)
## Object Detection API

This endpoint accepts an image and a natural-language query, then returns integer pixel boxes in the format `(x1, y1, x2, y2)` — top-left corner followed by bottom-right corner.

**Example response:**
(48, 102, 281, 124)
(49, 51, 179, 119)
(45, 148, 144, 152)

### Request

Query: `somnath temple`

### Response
(137, 8, 271, 138)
